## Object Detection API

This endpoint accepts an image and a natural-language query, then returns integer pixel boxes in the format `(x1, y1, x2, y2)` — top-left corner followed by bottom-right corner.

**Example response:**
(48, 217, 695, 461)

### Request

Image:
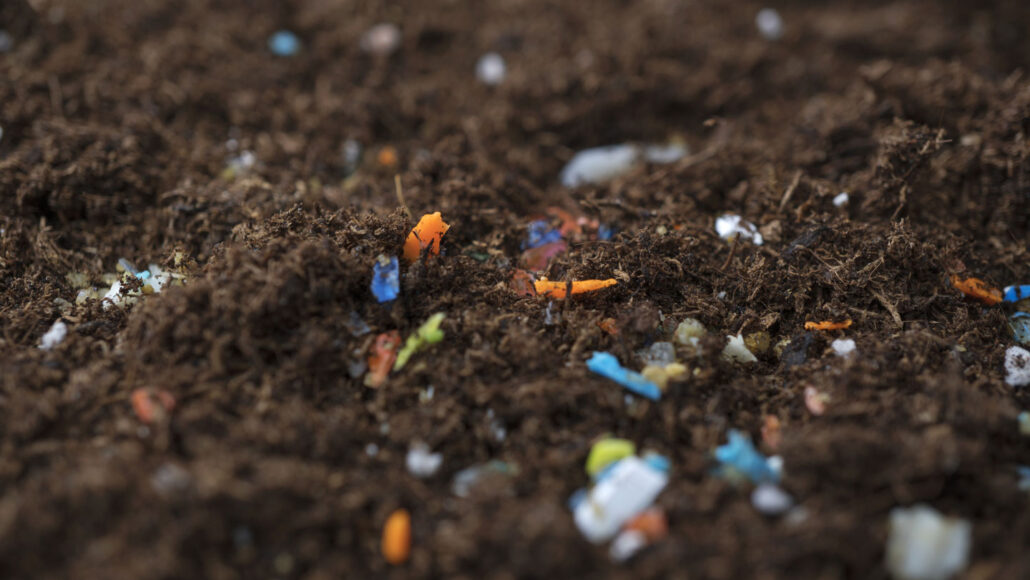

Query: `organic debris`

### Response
(403, 212, 450, 263)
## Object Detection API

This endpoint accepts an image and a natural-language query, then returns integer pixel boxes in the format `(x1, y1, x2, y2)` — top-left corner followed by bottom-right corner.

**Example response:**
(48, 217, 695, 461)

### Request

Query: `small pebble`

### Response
(361, 23, 401, 56)
(476, 52, 506, 85)
(755, 8, 784, 40)
(751, 483, 793, 515)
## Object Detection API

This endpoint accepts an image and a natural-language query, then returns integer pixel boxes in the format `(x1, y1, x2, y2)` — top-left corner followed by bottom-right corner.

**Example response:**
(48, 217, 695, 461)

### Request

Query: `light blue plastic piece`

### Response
(136, 270, 151, 281)
(598, 224, 615, 241)
(371, 256, 400, 303)
(1004, 285, 1030, 303)
(1010, 312, 1030, 346)
(1018, 466, 1030, 491)
(268, 30, 300, 56)
(714, 429, 778, 484)
(586, 351, 661, 401)
(643, 452, 671, 474)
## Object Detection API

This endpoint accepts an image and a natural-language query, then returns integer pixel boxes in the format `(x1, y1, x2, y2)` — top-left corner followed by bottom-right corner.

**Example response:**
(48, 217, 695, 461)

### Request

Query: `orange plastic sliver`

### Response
(533, 278, 617, 299)
(804, 319, 852, 331)
(382, 508, 411, 565)
(597, 317, 619, 335)
(365, 331, 401, 388)
(131, 388, 176, 424)
(403, 212, 450, 263)
(950, 275, 1002, 305)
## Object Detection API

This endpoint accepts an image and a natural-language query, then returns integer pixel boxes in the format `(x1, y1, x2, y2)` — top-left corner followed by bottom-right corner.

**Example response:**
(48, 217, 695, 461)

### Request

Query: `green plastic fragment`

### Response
(585, 437, 636, 477)
(394, 313, 446, 370)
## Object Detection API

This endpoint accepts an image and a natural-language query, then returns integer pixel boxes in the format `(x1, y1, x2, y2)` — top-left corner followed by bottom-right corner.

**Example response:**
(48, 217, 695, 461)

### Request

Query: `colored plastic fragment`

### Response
(950, 275, 1003, 305)
(1003, 285, 1030, 303)
(394, 313, 445, 370)
(39, 320, 68, 350)
(476, 52, 506, 85)
(623, 507, 668, 541)
(520, 240, 567, 271)
(831, 338, 857, 357)
(377, 146, 398, 167)
(371, 255, 400, 302)
(452, 460, 519, 497)
(403, 212, 450, 263)
(761, 415, 782, 451)
(598, 224, 615, 241)
(573, 456, 669, 543)
(525, 219, 563, 249)
(675, 318, 706, 346)
(1005, 346, 1030, 387)
(365, 331, 401, 388)
(382, 508, 412, 565)
(804, 386, 828, 415)
(714, 430, 779, 484)
(597, 317, 618, 335)
(804, 319, 852, 331)
(586, 438, 637, 478)
(755, 8, 784, 40)
(715, 214, 764, 245)
(641, 363, 687, 392)
(1018, 466, 1030, 492)
(131, 388, 176, 424)
(1019, 411, 1030, 436)
(406, 442, 442, 478)
(751, 483, 793, 516)
(587, 352, 662, 401)
(268, 30, 300, 56)
(561, 145, 640, 187)
(361, 23, 401, 56)
(886, 505, 971, 580)
(609, 529, 648, 563)
(534, 278, 618, 299)
(723, 334, 758, 364)
(1009, 312, 1030, 345)
(510, 269, 536, 296)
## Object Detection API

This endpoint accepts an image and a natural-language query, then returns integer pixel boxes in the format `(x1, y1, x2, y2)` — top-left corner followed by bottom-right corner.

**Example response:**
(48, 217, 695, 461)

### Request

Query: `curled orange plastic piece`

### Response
(403, 212, 450, 263)
(534, 278, 617, 299)
(950, 275, 1002, 305)
(382, 508, 411, 565)
(804, 319, 852, 331)
(365, 331, 401, 388)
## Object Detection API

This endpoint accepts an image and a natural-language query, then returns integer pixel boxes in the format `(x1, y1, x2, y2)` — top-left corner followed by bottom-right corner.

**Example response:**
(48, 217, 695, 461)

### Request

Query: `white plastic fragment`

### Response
(475, 52, 506, 85)
(722, 334, 758, 364)
(886, 504, 971, 580)
(642, 143, 688, 164)
(715, 214, 764, 245)
(751, 483, 793, 516)
(561, 145, 641, 187)
(609, 529, 648, 563)
(361, 23, 401, 56)
(39, 320, 68, 350)
(405, 442, 442, 478)
(831, 338, 857, 358)
(755, 8, 784, 41)
(1005, 346, 1030, 387)
(833, 192, 850, 207)
(675, 318, 706, 346)
(573, 456, 669, 543)
(0, 31, 12, 53)
(102, 280, 123, 310)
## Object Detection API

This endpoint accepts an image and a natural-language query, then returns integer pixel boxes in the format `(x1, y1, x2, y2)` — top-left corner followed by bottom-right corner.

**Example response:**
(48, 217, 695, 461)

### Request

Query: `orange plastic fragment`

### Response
(804, 319, 852, 331)
(382, 508, 411, 565)
(534, 278, 618, 299)
(365, 331, 402, 388)
(597, 317, 619, 335)
(545, 207, 599, 237)
(624, 507, 668, 541)
(131, 388, 176, 424)
(804, 386, 827, 416)
(761, 415, 781, 451)
(403, 212, 450, 263)
(949, 275, 1002, 305)
(377, 146, 398, 167)
(510, 269, 536, 296)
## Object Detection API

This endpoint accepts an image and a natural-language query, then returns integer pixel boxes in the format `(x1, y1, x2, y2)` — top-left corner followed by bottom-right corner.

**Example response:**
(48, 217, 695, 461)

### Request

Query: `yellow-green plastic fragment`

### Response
(394, 313, 446, 370)
(585, 437, 636, 477)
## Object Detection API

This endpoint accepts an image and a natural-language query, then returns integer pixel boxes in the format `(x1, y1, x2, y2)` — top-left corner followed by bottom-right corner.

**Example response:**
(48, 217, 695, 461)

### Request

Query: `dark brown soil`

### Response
(2, 0, 1030, 578)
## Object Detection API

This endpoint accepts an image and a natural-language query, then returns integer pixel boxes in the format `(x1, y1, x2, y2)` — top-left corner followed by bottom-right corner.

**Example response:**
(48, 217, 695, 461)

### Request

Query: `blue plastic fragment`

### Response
(268, 30, 300, 56)
(524, 220, 563, 249)
(643, 452, 671, 474)
(1018, 466, 1030, 491)
(714, 429, 778, 484)
(586, 351, 661, 401)
(597, 224, 615, 241)
(371, 256, 400, 303)
(1011, 312, 1030, 346)
(1004, 285, 1030, 303)
(568, 488, 588, 510)
(136, 270, 151, 281)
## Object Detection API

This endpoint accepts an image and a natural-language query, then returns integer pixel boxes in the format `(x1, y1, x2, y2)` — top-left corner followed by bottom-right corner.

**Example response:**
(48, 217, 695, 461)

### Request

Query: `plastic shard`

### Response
(403, 212, 450, 263)
(586, 351, 661, 401)
(534, 278, 617, 299)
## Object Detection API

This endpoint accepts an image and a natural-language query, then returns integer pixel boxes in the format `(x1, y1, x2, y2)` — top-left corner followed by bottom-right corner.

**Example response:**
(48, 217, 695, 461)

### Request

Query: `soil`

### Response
(2, 0, 1030, 578)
